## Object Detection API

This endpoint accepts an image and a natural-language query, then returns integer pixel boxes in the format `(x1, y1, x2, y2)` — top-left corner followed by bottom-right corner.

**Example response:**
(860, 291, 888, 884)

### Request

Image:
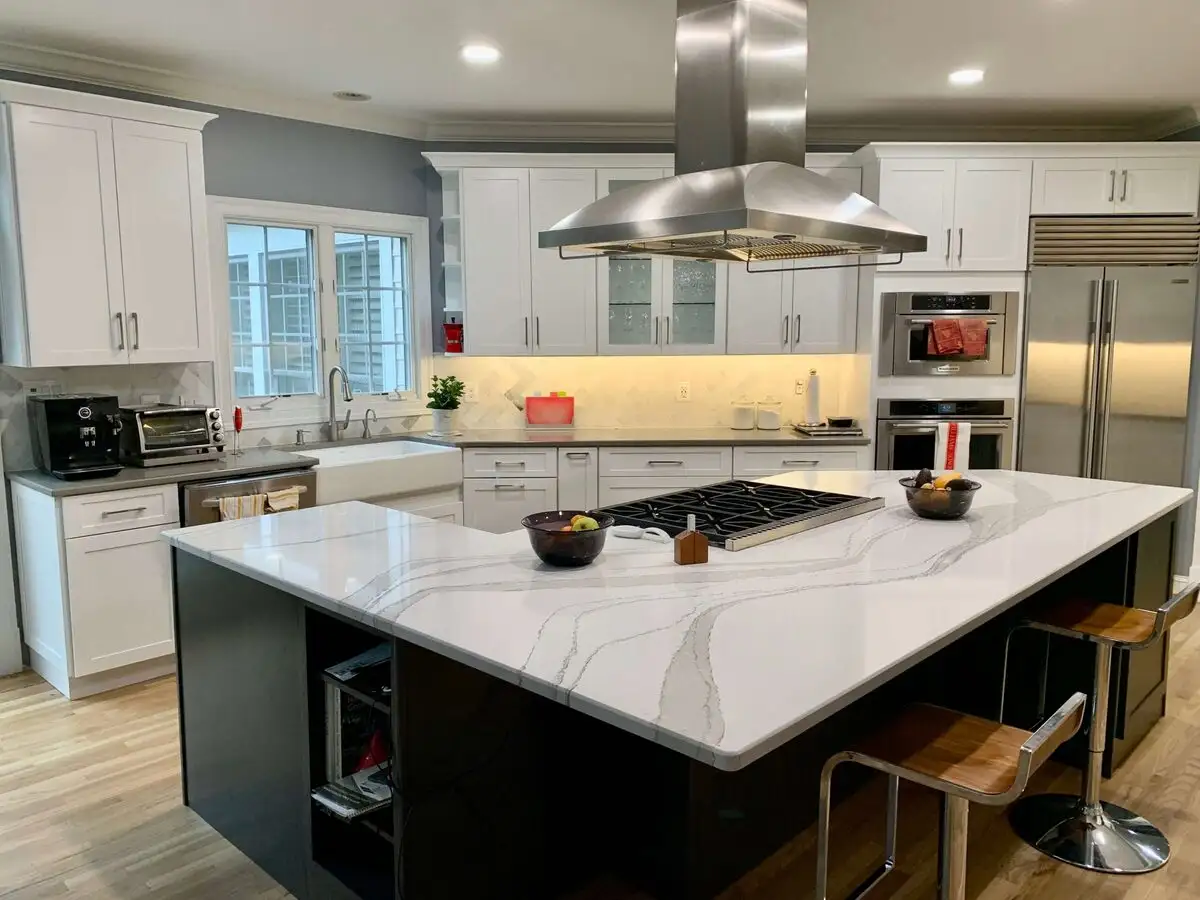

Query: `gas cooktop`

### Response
(596, 480, 884, 552)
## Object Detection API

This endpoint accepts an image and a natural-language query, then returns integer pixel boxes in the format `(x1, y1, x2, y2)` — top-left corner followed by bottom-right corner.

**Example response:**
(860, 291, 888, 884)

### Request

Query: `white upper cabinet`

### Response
(877, 157, 1031, 272)
(952, 158, 1033, 271)
(1032, 157, 1200, 215)
(111, 119, 211, 363)
(529, 169, 597, 355)
(877, 160, 957, 272)
(1117, 158, 1200, 214)
(0, 85, 215, 368)
(1031, 158, 1120, 215)
(461, 168, 532, 356)
(596, 168, 665, 356)
(727, 262, 790, 355)
(1, 105, 127, 367)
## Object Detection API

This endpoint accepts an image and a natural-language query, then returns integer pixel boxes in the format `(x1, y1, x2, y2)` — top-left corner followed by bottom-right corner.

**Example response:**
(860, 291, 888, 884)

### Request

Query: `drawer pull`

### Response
(647, 460, 684, 466)
(494, 461, 527, 468)
(493, 483, 526, 491)
(782, 460, 820, 467)
(565, 452, 590, 460)
(100, 506, 149, 517)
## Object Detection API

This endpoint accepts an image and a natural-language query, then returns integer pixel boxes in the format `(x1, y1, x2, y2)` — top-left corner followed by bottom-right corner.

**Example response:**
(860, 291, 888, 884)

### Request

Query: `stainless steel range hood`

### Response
(538, 0, 926, 264)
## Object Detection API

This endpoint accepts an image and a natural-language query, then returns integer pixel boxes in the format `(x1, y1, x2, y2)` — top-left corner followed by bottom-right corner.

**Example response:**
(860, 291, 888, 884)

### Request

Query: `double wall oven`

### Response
(876, 399, 1016, 471)
(879, 292, 1019, 377)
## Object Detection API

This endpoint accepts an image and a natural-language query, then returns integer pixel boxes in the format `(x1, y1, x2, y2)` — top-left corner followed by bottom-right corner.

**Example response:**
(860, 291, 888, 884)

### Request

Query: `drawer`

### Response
(463, 448, 557, 478)
(62, 484, 179, 538)
(598, 446, 733, 478)
(598, 475, 725, 507)
(463, 477, 558, 534)
(733, 447, 861, 478)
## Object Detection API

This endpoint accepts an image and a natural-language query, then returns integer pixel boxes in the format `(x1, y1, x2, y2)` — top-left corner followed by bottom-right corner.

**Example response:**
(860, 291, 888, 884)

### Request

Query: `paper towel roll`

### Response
(804, 369, 821, 425)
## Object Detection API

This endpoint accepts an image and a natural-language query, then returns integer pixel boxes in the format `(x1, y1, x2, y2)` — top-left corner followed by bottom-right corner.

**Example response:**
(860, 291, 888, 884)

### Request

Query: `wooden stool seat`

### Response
(854, 704, 1036, 798)
(1031, 597, 1157, 645)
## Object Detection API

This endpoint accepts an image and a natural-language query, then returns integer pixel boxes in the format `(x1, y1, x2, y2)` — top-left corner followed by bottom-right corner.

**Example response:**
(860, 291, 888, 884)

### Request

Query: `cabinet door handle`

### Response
(1108, 169, 1117, 202)
(524, 317, 529, 346)
(565, 452, 590, 460)
(647, 460, 684, 466)
(654, 316, 660, 345)
(782, 460, 820, 467)
(783, 315, 790, 347)
(492, 483, 526, 492)
(536, 316, 541, 347)
(494, 460, 526, 468)
(664, 315, 671, 345)
(130, 312, 140, 350)
(795, 314, 802, 345)
(1120, 169, 1129, 203)
(957, 227, 964, 263)
(101, 506, 148, 517)
(945, 228, 951, 262)
(115, 313, 125, 351)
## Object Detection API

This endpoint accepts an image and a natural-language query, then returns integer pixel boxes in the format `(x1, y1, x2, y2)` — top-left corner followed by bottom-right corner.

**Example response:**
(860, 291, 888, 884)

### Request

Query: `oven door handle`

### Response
(886, 422, 1010, 434)
(885, 425, 939, 434)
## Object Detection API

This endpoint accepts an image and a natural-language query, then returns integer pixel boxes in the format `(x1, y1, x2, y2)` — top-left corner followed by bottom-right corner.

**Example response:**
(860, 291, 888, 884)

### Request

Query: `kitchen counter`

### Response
(409, 426, 871, 448)
(8, 449, 317, 497)
(165, 469, 1189, 771)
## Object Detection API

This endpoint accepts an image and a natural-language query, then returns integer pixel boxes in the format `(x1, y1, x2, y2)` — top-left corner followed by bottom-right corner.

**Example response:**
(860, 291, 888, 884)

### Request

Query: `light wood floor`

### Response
(5, 618, 1200, 900)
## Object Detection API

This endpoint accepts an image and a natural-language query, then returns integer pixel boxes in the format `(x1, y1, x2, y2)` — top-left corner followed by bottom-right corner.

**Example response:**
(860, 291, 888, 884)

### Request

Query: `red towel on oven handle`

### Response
(960, 319, 988, 358)
(929, 319, 964, 356)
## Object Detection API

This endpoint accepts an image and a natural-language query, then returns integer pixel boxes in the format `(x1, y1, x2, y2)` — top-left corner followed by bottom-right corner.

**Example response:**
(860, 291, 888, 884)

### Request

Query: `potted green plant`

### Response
(427, 375, 466, 434)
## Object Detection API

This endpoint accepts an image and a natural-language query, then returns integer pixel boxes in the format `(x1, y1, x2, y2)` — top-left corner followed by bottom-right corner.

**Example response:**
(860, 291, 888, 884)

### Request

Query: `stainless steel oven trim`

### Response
(875, 400, 1017, 470)
(879, 292, 1019, 377)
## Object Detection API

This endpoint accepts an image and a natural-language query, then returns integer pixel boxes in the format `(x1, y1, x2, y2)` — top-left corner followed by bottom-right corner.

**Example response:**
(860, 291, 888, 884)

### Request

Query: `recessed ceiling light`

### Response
(461, 43, 501, 65)
(333, 90, 372, 102)
(949, 68, 985, 87)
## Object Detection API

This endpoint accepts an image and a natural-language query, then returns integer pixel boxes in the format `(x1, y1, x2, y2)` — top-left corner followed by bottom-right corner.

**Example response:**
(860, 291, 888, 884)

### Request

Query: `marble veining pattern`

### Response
(164, 470, 1192, 770)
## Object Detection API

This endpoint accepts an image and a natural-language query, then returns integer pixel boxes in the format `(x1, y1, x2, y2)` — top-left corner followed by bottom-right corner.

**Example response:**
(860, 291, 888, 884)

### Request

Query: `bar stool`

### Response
(1005, 582, 1199, 874)
(816, 693, 1085, 900)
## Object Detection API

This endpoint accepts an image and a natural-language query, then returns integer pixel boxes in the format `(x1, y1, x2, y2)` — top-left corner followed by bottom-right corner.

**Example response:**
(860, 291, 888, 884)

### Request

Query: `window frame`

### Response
(208, 197, 432, 429)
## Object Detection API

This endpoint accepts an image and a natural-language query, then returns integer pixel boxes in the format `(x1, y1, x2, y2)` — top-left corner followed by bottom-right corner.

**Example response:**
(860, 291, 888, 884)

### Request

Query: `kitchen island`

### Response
(165, 470, 1191, 900)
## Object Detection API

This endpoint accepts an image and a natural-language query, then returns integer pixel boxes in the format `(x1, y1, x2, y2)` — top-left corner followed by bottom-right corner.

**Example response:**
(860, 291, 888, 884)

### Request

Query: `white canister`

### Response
(731, 399, 756, 430)
(756, 399, 783, 431)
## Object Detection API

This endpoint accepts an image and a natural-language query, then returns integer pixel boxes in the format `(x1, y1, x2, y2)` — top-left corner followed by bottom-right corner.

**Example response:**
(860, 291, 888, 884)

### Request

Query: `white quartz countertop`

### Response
(164, 470, 1192, 771)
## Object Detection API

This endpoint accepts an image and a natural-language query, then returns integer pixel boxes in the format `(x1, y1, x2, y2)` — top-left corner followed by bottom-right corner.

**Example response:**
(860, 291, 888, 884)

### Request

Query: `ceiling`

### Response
(0, 0, 1197, 142)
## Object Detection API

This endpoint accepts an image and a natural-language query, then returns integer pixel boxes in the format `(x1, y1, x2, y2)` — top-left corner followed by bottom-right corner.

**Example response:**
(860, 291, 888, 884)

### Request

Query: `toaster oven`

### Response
(119, 404, 226, 466)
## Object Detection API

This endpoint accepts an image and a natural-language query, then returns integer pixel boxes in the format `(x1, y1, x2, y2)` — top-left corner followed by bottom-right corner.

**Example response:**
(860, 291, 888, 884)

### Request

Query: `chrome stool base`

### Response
(1009, 793, 1170, 874)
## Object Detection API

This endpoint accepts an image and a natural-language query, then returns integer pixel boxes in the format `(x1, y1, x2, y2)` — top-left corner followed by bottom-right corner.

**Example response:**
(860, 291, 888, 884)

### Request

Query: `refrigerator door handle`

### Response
(1095, 280, 1119, 479)
(1082, 280, 1105, 478)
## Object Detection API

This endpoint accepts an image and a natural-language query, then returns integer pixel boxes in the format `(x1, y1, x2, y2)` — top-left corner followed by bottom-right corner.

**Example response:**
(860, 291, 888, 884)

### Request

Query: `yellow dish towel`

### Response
(218, 494, 267, 521)
(266, 486, 303, 513)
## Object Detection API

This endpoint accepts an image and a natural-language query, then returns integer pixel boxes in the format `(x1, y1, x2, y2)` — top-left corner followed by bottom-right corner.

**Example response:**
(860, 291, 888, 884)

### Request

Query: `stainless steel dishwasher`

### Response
(181, 469, 317, 526)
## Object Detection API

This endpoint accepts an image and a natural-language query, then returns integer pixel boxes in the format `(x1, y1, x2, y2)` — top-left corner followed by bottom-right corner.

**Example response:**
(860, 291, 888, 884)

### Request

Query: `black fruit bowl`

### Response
(899, 477, 982, 520)
(522, 511, 615, 568)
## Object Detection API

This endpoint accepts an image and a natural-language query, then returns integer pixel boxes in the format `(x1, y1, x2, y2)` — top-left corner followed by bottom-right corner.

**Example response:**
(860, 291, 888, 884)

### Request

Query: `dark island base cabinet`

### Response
(172, 513, 1178, 900)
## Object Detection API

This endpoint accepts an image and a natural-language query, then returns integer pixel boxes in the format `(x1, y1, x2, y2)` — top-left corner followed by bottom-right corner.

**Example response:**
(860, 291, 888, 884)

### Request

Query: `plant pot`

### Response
(430, 408, 457, 434)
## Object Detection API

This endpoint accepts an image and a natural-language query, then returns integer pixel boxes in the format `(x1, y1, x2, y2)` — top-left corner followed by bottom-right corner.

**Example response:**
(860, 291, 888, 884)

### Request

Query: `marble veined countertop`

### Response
(164, 470, 1191, 771)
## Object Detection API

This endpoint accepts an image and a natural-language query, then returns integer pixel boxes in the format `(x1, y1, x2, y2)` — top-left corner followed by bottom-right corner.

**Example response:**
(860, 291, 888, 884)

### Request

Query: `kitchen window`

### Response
(209, 198, 432, 427)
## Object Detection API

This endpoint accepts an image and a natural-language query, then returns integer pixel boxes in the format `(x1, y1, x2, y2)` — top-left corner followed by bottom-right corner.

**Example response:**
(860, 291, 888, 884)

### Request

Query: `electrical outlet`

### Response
(24, 381, 61, 398)
(795, 379, 805, 395)
(464, 384, 478, 402)
(677, 381, 691, 402)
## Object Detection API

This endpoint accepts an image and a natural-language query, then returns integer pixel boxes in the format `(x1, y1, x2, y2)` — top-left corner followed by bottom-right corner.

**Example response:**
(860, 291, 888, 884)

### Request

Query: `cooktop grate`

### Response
(596, 480, 885, 551)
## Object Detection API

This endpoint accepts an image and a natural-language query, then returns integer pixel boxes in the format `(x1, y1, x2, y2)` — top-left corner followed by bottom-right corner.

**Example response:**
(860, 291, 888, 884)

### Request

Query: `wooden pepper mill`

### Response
(674, 514, 709, 566)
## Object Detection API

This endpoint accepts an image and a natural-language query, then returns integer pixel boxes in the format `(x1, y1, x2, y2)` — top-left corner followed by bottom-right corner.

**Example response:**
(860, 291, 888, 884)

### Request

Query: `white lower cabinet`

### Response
(372, 489, 464, 525)
(598, 475, 724, 507)
(64, 525, 174, 677)
(733, 447, 864, 478)
(11, 481, 178, 699)
(463, 477, 558, 534)
(557, 448, 599, 511)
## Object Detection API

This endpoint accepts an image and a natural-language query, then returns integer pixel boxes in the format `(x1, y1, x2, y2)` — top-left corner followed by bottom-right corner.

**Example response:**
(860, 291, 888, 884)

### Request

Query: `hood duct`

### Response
(538, 0, 926, 264)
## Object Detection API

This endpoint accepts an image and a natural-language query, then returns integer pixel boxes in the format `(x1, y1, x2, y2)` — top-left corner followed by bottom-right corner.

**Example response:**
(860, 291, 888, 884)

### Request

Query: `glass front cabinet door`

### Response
(596, 169, 728, 355)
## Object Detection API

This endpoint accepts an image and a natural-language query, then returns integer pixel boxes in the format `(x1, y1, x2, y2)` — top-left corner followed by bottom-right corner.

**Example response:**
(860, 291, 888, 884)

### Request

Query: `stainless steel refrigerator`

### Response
(1021, 265, 1199, 487)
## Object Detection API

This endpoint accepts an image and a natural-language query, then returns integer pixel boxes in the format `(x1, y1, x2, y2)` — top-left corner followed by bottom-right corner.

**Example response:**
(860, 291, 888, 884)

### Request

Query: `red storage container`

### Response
(525, 396, 575, 427)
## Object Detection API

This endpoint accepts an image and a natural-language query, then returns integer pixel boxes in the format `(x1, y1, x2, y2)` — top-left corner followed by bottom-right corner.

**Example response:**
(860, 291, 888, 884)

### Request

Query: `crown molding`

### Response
(424, 118, 675, 144)
(0, 40, 430, 140)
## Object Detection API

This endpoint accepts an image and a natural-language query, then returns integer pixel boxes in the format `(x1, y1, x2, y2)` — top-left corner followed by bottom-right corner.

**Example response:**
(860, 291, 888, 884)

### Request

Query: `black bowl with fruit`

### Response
(899, 469, 982, 520)
(522, 511, 615, 567)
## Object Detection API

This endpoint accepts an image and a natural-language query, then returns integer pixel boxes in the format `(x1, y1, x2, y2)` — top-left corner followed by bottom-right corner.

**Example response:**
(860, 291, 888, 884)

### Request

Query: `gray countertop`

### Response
(8, 449, 317, 497)
(408, 427, 871, 449)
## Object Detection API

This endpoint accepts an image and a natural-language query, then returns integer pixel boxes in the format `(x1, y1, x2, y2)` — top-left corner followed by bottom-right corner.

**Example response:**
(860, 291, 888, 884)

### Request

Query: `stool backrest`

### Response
(1148, 582, 1200, 648)
(1020, 692, 1087, 790)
